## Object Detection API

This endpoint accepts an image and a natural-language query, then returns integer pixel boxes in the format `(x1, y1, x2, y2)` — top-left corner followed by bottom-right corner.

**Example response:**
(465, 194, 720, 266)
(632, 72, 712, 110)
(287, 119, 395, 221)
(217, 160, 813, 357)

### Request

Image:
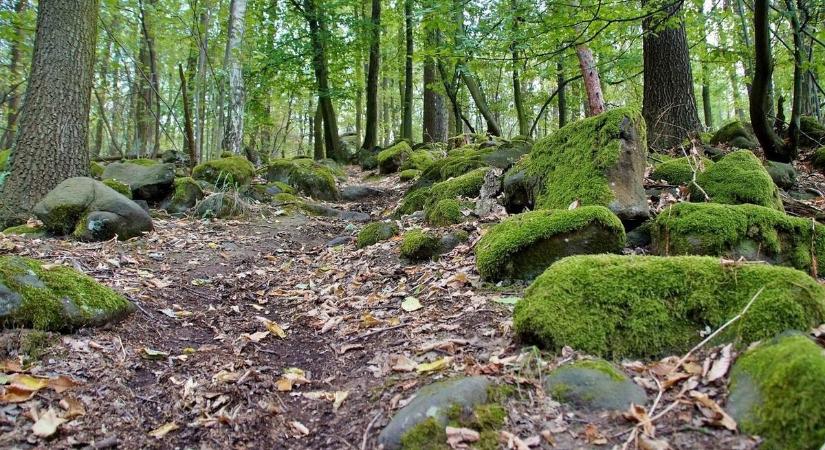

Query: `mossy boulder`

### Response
(728, 333, 825, 450)
(0, 256, 134, 331)
(400, 150, 437, 172)
(192, 156, 256, 189)
(514, 254, 825, 359)
(102, 161, 176, 201)
(194, 192, 248, 219)
(710, 121, 758, 149)
(128, 158, 160, 166)
(102, 179, 133, 199)
(799, 115, 825, 148)
(357, 222, 399, 248)
(400, 229, 441, 261)
(377, 141, 414, 174)
(545, 359, 647, 411)
(399, 169, 421, 181)
(264, 158, 340, 201)
(33, 177, 153, 241)
(652, 202, 825, 273)
(812, 147, 825, 170)
(2, 225, 45, 238)
(476, 206, 626, 282)
(763, 161, 796, 190)
(398, 168, 489, 216)
(378, 376, 492, 450)
(425, 199, 466, 227)
(0, 149, 10, 172)
(693, 150, 783, 211)
(161, 177, 204, 214)
(503, 108, 648, 223)
(650, 156, 714, 185)
(89, 161, 104, 179)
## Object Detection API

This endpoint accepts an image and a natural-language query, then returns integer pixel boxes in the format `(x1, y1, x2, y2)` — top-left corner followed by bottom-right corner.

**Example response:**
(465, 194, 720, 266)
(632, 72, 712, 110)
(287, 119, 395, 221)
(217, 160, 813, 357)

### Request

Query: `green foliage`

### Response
(514, 254, 825, 359)
(693, 150, 782, 210)
(357, 222, 399, 248)
(400, 229, 441, 261)
(102, 179, 133, 198)
(0, 149, 11, 171)
(193, 156, 256, 188)
(399, 169, 421, 181)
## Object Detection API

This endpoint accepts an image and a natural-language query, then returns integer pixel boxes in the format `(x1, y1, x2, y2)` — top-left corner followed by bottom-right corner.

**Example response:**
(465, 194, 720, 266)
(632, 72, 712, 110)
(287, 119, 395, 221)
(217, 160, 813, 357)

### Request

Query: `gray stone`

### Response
(301, 203, 371, 222)
(326, 236, 353, 247)
(764, 161, 797, 190)
(102, 162, 176, 201)
(161, 178, 204, 214)
(341, 185, 386, 201)
(33, 177, 153, 241)
(194, 193, 248, 219)
(378, 376, 490, 450)
(545, 360, 647, 412)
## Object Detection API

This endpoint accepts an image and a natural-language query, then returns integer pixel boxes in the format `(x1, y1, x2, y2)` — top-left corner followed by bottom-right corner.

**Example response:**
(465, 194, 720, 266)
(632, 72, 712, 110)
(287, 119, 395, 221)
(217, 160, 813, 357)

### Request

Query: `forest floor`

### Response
(0, 165, 784, 449)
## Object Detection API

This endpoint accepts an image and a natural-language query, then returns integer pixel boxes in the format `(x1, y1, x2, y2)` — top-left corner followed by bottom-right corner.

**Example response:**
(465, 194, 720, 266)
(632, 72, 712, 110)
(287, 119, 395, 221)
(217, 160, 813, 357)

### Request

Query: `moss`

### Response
(812, 147, 825, 170)
(475, 206, 626, 281)
(710, 121, 758, 149)
(399, 169, 421, 181)
(652, 202, 825, 274)
(0, 256, 132, 331)
(193, 156, 256, 188)
(799, 115, 825, 147)
(400, 229, 441, 261)
(129, 158, 159, 166)
(513, 254, 825, 359)
(0, 149, 10, 172)
(729, 334, 825, 450)
(567, 359, 626, 381)
(220, 151, 234, 158)
(265, 158, 339, 201)
(428, 168, 489, 203)
(2, 225, 44, 237)
(486, 384, 516, 404)
(273, 192, 300, 204)
(397, 188, 432, 215)
(693, 150, 783, 210)
(102, 179, 133, 198)
(399, 402, 507, 450)
(20, 330, 55, 360)
(401, 150, 437, 172)
(650, 156, 714, 185)
(89, 161, 104, 178)
(272, 181, 295, 194)
(377, 141, 413, 174)
(357, 222, 399, 248)
(425, 199, 465, 226)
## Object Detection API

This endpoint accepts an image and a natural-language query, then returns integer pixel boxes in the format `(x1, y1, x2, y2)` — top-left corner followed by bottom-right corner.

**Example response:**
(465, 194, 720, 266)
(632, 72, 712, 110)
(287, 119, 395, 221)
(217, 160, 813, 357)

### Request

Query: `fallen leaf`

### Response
(639, 434, 673, 450)
(623, 403, 654, 436)
(689, 391, 737, 431)
(401, 297, 423, 312)
(243, 331, 270, 343)
(332, 390, 348, 412)
(47, 375, 79, 394)
(0, 385, 36, 403)
(9, 374, 49, 391)
(500, 430, 531, 450)
(416, 357, 453, 373)
(31, 408, 66, 437)
(705, 344, 732, 382)
(59, 396, 86, 419)
(446, 426, 480, 448)
(257, 316, 287, 338)
(391, 355, 418, 372)
(583, 423, 607, 445)
(290, 420, 310, 436)
(141, 347, 169, 360)
(277, 368, 309, 392)
(148, 422, 179, 438)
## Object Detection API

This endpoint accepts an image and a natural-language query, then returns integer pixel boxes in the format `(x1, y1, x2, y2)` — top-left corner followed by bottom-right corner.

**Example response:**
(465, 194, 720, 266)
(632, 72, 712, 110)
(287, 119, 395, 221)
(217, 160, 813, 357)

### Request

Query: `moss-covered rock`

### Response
(264, 158, 340, 201)
(357, 222, 399, 248)
(652, 202, 825, 273)
(400, 150, 437, 172)
(129, 158, 160, 166)
(377, 141, 414, 174)
(194, 192, 248, 219)
(192, 156, 256, 189)
(2, 225, 45, 238)
(710, 121, 758, 149)
(428, 168, 489, 204)
(102, 161, 176, 201)
(799, 115, 825, 148)
(545, 359, 647, 411)
(102, 179, 133, 199)
(400, 229, 441, 261)
(514, 254, 825, 359)
(89, 161, 104, 178)
(399, 169, 421, 182)
(0, 256, 134, 331)
(763, 161, 796, 190)
(425, 199, 466, 227)
(650, 156, 714, 185)
(476, 206, 626, 281)
(693, 150, 783, 210)
(503, 108, 648, 223)
(812, 146, 825, 170)
(728, 333, 825, 450)
(161, 177, 204, 214)
(0, 149, 10, 172)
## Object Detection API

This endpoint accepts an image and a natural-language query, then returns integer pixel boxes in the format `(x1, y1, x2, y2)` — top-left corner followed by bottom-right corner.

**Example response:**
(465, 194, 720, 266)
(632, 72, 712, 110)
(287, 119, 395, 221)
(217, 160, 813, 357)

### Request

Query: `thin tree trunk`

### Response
(139, 0, 161, 157)
(462, 69, 502, 136)
(313, 102, 324, 159)
(1, 0, 28, 150)
(783, 0, 802, 155)
(223, 0, 247, 155)
(402, 0, 414, 141)
(303, 0, 342, 160)
(557, 60, 567, 128)
(179, 65, 196, 171)
(750, 0, 787, 161)
(195, 4, 210, 160)
(93, 38, 113, 158)
(576, 44, 605, 116)
(362, 0, 381, 150)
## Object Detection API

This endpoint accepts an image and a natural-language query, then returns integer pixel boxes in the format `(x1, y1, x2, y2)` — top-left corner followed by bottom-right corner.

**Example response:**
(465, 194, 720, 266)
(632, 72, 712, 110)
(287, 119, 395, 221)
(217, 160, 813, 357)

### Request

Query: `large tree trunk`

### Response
(0, 0, 98, 226)
(304, 0, 342, 160)
(750, 0, 788, 161)
(423, 59, 447, 143)
(195, 4, 210, 161)
(313, 102, 324, 159)
(1, 0, 28, 150)
(511, 0, 528, 137)
(362, 0, 381, 150)
(783, 0, 803, 155)
(223, 0, 247, 155)
(557, 60, 567, 128)
(642, 0, 701, 149)
(575, 44, 605, 116)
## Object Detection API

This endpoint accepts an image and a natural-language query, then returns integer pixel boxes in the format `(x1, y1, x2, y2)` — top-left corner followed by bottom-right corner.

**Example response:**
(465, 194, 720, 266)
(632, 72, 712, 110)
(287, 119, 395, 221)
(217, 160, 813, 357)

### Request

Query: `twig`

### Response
(361, 411, 382, 450)
(345, 323, 409, 343)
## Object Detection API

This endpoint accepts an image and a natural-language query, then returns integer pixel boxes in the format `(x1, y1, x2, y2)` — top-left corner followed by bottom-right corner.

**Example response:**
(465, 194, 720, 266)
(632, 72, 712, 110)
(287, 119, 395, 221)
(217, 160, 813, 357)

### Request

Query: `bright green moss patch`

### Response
(650, 156, 714, 185)
(400, 229, 441, 261)
(0, 149, 10, 171)
(89, 161, 104, 178)
(812, 147, 825, 170)
(428, 168, 488, 203)
(425, 199, 465, 227)
(357, 222, 399, 248)
(102, 179, 133, 198)
(0, 256, 134, 331)
(399, 169, 421, 181)
(729, 333, 825, 450)
(264, 158, 339, 201)
(400, 403, 507, 450)
(652, 202, 825, 274)
(397, 188, 431, 215)
(193, 156, 256, 188)
(401, 150, 437, 172)
(127, 158, 160, 167)
(514, 254, 825, 359)
(475, 206, 626, 281)
(2, 225, 45, 237)
(377, 141, 413, 174)
(693, 150, 783, 210)
(710, 121, 758, 149)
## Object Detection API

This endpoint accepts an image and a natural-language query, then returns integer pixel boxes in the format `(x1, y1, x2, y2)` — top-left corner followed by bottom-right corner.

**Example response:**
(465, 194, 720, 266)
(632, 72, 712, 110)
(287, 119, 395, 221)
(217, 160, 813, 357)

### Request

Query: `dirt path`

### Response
(0, 167, 757, 449)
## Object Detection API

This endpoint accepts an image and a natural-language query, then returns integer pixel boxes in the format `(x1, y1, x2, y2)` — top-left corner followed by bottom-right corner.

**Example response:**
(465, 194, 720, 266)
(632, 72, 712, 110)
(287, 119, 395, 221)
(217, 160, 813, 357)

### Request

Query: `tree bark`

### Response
(179, 65, 196, 171)
(313, 102, 324, 159)
(511, 0, 528, 137)
(138, 0, 160, 157)
(557, 60, 567, 128)
(401, 0, 414, 141)
(750, 0, 788, 161)
(195, 3, 210, 160)
(575, 44, 605, 116)
(362, 0, 381, 150)
(462, 69, 502, 136)
(1, 0, 28, 150)
(223, 0, 247, 155)
(0, 0, 98, 226)
(303, 0, 342, 160)
(783, 0, 802, 156)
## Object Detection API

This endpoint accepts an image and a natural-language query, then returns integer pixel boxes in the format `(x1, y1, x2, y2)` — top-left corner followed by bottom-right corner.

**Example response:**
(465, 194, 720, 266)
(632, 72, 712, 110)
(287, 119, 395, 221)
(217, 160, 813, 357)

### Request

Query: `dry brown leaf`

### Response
(639, 434, 673, 450)
(623, 403, 655, 436)
(446, 426, 479, 449)
(47, 375, 79, 394)
(662, 372, 692, 389)
(0, 385, 36, 403)
(500, 430, 531, 450)
(391, 355, 418, 372)
(689, 391, 737, 431)
(31, 408, 66, 437)
(59, 396, 86, 419)
(148, 422, 179, 438)
(583, 423, 608, 445)
(705, 344, 732, 383)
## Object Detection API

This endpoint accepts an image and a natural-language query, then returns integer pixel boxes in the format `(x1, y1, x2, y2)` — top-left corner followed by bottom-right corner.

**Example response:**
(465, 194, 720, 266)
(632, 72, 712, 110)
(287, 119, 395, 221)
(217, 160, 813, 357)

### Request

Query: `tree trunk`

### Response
(223, 0, 247, 155)
(511, 0, 528, 137)
(1, 0, 28, 150)
(195, 4, 210, 160)
(423, 58, 447, 143)
(303, 0, 342, 160)
(0, 0, 98, 226)
(462, 69, 502, 136)
(575, 44, 605, 116)
(641, 0, 701, 149)
(557, 60, 567, 128)
(362, 0, 381, 150)
(179, 65, 196, 171)
(93, 38, 113, 158)
(782, 0, 803, 156)
(750, 0, 788, 161)
(313, 102, 324, 159)
(701, 64, 713, 129)
(138, 0, 161, 157)
(401, 0, 414, 141)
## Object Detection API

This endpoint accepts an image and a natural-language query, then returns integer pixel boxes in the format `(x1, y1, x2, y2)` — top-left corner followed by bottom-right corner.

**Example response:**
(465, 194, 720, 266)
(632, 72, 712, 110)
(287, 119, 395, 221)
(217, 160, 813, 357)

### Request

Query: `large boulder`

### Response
(763, 161, 796, 190)
(514, 254, 825, 359)
(475, 206, 626, 281)
(398, 168, 490, 215)
(545, 359, 647, 411)
(400, 229, 441, 261)
(377, 141, 413, 174)
(160, 177, 204, 214)
(339, 132, 361, 161)
(651, 202, 825, 274)
(264, 158, 339, 201)
(33, 177, 153, 241)
(710, 121, 758, 149)
(192, 155, 256, 189)
(0, 256, 134, 331)
(102, 161, 176, 201)
(503, 108, 648, 224)
(692, 150, 783, 210)
(728, 333, 825, 450)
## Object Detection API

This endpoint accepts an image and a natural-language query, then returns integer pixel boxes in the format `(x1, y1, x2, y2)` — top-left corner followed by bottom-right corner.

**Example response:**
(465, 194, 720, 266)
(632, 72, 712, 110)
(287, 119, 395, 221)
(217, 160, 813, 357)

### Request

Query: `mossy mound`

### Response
(728, 333, 825, 450)
(0, 149, 10, 172)
(0, 256, 134, 331)
(693, 150, 783, 211)
(357, 222, 399, 248)
(400, 150, 437, 172)
(128, 158, 160, 166)
(799, 116, 825, 148)
(102, 179, 133, 199)
(652, 202, 825, 273)
(513, 254, 825, 359)
(399, 169, 421, 182)
(763, 161, 796, 189)
(476, 206, 626, 281)
(194, 192, 249, 219)
(400, 403, 506, 450)
(264, 158, 340, 201)
(425, 199, 466, 227)
(162, 177, 204, 214)
(102, 161, 175, 201)
(545, 359, 647, 411)
(503, 108, 648, 223)
(410, 155, 488, 192)
(400, 230, 441, 261)
(710, 121, 758, 149)
(193, 156, 256, 189)
(812, 147, 825, 170)
(2, 225, 45, 238)
(89, 161, 104, 178)
(650, 156, 714, 185)
(377, 141, 414, 174)
(398, 168, 489, 216)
